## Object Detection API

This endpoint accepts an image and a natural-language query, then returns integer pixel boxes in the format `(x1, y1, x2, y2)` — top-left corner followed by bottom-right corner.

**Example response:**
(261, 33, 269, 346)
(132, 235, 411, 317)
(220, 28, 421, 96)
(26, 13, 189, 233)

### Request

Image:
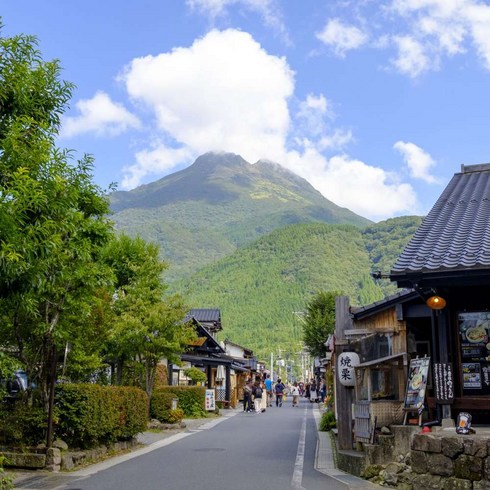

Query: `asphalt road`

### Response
(13, 398, 347, 490)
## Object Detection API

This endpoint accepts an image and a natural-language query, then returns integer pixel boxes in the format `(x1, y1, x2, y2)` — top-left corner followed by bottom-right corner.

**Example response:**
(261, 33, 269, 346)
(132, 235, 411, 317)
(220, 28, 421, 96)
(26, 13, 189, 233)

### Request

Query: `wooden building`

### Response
(390, 163, 490, 423)
(335, 163, 490, 449)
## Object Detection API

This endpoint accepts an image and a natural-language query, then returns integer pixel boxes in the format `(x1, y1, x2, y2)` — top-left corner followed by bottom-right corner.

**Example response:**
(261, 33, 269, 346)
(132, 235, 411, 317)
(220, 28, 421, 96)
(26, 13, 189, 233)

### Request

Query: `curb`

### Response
(313, 407, 379, 489)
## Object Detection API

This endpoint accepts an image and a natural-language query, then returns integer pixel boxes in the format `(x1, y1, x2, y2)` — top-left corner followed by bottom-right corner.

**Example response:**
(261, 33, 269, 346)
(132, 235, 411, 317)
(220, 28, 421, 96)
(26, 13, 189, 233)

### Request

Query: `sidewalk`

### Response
(313, 406, 379, 490)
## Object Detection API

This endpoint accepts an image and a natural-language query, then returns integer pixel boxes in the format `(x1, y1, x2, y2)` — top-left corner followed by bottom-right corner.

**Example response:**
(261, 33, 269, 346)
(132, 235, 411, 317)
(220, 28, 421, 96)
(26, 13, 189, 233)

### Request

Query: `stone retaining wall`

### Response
(1, 438, 138, 472)
(362, 431, 490, 489)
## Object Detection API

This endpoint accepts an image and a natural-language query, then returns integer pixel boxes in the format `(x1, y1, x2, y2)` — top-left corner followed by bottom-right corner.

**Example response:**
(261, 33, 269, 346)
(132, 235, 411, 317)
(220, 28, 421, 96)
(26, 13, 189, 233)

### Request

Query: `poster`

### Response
(404, 357, 430, 410)
(205, 389, 216, 411)
(459, 312, 490, 394)
(462, 363, 482, 389)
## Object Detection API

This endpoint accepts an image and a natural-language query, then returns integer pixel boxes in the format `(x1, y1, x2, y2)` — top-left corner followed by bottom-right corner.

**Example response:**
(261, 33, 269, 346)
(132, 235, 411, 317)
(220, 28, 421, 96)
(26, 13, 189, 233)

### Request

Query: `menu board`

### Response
(459, 312, 490, 395)
(433, 363, 454, 403)
(404, 357, 430, 410)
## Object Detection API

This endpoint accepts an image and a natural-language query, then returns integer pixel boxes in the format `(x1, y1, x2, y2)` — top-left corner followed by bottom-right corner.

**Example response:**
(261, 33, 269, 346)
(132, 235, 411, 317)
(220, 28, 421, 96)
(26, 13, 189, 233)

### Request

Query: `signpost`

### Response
(403, 356, 430, 425)
(205, 389, 216, 411)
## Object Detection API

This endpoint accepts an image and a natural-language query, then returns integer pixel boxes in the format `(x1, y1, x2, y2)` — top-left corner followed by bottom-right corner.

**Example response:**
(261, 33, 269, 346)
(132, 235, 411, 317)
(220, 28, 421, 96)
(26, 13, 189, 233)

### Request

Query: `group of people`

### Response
(242, 374, 305, 413)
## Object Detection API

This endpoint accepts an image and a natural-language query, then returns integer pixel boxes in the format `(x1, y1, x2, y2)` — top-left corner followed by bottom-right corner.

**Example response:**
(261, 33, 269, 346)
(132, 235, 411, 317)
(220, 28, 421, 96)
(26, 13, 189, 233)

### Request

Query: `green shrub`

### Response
(183, 367, 207, 385)
(55, 384, 148, 448)
(152, 386, 206, 418)
(0, 456, 13, 490)
(319, 410, 336, 431)
(150, 390, 176, 422)
(0, 402, 47, 447)
(165, 408, 184, 424)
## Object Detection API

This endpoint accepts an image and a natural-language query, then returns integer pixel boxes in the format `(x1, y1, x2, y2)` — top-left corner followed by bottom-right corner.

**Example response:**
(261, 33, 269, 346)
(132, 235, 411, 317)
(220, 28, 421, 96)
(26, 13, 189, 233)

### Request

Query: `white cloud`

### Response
(284, 151, 418, 220)
(316, 18, 368, 57)
(121, 144, 194, 189)
(391, 35, 430, 77)
(296, 93, 334, 137)
(186, 0, 288, 40)
(317, 129, 353, 151)
(121, 29, 293, 180)
(388, 0, 490, 74)
(61, 91, 140, 138)
(118, 29, 420, 219)
(394, 141, 438, 183)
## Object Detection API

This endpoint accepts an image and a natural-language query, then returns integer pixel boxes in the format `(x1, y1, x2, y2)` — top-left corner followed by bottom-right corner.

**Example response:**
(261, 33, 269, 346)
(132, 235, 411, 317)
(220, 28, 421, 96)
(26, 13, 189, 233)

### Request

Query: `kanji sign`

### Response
(337, 352, 360, 387)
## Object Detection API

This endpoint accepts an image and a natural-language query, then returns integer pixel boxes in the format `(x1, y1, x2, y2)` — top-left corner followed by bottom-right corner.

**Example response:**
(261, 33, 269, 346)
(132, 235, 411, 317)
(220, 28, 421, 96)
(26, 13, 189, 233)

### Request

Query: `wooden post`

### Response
(335, 296, 354, 450)
(225, 365, 231, 406)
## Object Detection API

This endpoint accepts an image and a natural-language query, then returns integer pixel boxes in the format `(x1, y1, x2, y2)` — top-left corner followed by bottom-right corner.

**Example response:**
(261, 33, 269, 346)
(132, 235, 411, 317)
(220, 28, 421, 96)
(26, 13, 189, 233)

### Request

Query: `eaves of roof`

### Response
(391, 163, 490, 286)
(350, 289, 418, 320)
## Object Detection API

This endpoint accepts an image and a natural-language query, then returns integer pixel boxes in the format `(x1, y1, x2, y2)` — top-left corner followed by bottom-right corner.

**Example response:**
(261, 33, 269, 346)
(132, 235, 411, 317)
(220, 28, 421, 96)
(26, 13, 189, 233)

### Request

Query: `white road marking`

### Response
(291, 408, 307, 489)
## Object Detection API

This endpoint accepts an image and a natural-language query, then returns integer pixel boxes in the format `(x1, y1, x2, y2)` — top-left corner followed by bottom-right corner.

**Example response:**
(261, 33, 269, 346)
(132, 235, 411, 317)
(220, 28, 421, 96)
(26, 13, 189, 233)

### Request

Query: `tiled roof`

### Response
(189, 308, 221, 323)
(391, 163, 490, 278)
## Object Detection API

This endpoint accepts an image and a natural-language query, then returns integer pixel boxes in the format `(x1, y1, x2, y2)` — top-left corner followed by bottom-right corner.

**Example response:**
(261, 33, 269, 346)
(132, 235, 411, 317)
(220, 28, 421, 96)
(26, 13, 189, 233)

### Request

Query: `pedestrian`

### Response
(320, 379, 327, 403)
(305, 382, 310, 400)
(252, 380, 265, 413)
(291, 382, 300, 407)
(310, 379, 317, 403)
(274, 378, 285, 407)
(243, 379, 253, 412)
(264, 374, 273, 407)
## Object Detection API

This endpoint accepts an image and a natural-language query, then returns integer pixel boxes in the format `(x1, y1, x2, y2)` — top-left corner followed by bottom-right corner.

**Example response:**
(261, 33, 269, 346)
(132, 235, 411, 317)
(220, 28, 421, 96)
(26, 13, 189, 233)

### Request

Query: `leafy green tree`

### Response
(101, 235, 195, 398)
(0, 29, 115, 409)
(302, 291, 339, 358)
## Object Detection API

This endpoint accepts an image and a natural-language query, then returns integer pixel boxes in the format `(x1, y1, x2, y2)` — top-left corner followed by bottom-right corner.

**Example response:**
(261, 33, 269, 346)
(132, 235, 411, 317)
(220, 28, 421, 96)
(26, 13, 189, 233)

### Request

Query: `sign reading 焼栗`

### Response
(337, 352, 360, 387)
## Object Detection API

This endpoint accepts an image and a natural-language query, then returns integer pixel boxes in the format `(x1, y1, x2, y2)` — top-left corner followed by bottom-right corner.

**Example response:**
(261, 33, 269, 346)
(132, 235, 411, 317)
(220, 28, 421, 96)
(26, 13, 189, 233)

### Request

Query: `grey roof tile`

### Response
(391, 164, 490, 276)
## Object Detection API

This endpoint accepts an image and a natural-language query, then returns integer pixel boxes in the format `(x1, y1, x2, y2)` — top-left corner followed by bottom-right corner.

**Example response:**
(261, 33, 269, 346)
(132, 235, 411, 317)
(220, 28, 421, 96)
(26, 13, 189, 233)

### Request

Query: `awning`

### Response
(180, 354, 250, 373)
(355, 352, 408, 369)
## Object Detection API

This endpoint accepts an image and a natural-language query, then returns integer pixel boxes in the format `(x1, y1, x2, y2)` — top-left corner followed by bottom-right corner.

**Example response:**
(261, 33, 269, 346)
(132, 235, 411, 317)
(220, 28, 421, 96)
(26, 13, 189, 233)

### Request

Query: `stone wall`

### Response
(362, 431, 490, 489)
(1, 438, 138, 472)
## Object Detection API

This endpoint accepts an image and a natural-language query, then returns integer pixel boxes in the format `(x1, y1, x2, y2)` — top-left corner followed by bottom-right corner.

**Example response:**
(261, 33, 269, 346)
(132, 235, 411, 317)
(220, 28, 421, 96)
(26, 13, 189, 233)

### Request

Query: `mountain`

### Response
(110, 152, 371, 282)
(109, 152, 421, 361)
(172, 217, 422, 361)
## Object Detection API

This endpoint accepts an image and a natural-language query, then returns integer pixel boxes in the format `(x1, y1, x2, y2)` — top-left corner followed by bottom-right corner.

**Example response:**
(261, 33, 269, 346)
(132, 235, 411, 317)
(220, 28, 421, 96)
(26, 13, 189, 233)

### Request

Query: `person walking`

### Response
(309, 379, 317, 403)
(264, 374, 273, 407)
(243, 379, 253, 412)
(274, 378, 285, 407)
(291, 382, 300, 407)
(252, 380, 264, 413)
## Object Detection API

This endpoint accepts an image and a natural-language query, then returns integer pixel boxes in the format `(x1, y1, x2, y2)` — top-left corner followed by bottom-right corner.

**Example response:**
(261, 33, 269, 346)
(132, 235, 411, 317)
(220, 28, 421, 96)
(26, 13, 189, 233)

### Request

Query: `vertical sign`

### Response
(433, 362, 454, 403)
(205, 389, 216, 411)
(337, 352, 360, 387)
(404, 357, 430, 410)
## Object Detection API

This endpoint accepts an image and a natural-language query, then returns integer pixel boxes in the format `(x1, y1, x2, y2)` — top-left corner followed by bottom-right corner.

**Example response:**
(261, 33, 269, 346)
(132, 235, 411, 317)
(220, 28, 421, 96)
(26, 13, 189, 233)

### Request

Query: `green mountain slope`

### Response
(172, 217, 422, 361)
(110, 152, 371, 282)
(172, 223, 382, 360)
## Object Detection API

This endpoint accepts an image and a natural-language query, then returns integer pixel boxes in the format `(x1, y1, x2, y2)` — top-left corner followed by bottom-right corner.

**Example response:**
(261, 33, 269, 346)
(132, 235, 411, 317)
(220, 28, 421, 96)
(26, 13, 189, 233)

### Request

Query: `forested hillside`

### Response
(172, 218, 420, 361)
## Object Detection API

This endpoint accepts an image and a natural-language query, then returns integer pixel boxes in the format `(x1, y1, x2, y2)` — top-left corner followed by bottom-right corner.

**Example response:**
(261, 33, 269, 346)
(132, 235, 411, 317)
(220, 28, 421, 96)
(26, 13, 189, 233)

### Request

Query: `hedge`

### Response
(55, 384, 148, 448)
(152, 386, 207, 418)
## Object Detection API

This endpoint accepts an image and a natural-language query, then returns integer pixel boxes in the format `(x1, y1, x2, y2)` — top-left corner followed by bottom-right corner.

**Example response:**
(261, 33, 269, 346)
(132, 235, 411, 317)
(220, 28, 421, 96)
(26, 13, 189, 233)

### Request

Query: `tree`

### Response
(101, 235, 195, 398)
(0, 29, 115, 410)
(302, 291, 339, 358)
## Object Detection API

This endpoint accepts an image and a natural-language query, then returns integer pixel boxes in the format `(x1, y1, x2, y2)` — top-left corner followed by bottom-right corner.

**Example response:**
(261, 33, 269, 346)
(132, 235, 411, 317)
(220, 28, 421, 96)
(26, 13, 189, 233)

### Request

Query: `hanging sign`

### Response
(404, 357, 430, 410)
(337, 352, 360, 387)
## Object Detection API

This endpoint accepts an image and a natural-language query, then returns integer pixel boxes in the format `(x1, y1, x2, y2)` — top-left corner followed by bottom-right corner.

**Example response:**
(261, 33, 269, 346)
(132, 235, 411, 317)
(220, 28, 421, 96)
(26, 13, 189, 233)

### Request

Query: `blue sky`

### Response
(4, 0, 490, 221)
